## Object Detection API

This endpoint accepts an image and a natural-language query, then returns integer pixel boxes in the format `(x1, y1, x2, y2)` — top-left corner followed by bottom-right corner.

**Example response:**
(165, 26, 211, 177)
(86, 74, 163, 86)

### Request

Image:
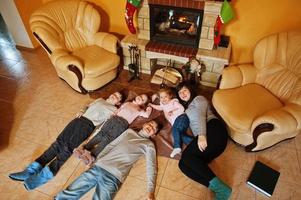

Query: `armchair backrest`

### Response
(30, 0, 101, 52)
(253, 31, 301, 105)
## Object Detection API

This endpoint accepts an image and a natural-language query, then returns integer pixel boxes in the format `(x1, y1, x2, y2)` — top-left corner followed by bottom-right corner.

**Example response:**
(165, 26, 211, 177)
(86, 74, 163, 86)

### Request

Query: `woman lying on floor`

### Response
(176, 82, 232, 200)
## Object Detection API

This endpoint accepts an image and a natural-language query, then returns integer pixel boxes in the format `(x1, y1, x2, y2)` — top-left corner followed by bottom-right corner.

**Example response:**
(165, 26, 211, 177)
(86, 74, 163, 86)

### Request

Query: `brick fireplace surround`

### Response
(121, 0, 231, 87)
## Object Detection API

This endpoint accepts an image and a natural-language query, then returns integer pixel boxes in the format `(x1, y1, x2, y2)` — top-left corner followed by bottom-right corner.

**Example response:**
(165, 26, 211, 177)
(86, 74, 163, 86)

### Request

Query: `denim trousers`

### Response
(172, 113, 193, 148)
(55, 165, 121, 200)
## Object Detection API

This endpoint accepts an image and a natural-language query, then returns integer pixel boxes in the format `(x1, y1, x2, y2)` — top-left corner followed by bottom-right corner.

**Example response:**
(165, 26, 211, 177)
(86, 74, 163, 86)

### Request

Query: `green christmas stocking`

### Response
(125, 0, 143, 34)
(214, 0, 234, 46)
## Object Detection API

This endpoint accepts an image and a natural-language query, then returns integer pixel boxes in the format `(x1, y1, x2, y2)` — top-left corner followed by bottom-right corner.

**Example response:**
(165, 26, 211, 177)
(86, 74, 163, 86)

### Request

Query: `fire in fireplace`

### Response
(149, 4, 203, 48)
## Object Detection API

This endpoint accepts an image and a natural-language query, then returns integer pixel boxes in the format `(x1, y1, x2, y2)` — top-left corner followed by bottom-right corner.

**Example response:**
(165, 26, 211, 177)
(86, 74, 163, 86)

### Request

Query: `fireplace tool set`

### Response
(127, 45, 141, 82)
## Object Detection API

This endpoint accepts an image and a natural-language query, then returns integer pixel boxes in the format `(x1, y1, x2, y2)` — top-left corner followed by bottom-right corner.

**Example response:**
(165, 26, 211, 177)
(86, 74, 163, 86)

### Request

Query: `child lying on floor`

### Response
(149, 88, 193, 158)
(9, 91, 125, 190)
(74, 93, 152, 165)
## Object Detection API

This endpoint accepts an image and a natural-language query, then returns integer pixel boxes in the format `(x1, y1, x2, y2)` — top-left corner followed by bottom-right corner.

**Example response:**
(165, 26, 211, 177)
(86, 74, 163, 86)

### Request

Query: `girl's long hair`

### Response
(176, 82, 197, 108)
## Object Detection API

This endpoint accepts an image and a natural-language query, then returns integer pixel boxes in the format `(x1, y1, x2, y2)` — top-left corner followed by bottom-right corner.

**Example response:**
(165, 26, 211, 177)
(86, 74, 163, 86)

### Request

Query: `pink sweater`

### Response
(117, 102, 151, 124)
(152, 98, 184, 125)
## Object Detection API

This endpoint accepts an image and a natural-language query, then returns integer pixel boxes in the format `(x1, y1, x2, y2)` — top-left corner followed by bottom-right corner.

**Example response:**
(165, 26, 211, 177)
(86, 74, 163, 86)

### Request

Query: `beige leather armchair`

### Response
(213, 31, 301, 151)
(30, 0, 120, 93)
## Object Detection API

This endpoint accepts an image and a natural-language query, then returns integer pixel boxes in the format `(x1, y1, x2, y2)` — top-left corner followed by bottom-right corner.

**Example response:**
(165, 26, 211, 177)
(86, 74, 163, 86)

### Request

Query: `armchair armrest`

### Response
(247, 103, 301, 151)
(92, 32, 119, 54)
(220, 64, 257, 89)
(50, 49, 84, 76)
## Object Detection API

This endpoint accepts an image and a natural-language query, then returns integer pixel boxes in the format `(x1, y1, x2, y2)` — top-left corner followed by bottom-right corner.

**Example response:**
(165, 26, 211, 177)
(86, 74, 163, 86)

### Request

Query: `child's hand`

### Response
(75, 111, 83, 118)
(146, 192, 155, 200)
(151, 93, 159, 102)
(146, 106, 152, 114)
(87, 155, 95, 167)
(73, 147, 84, 159)
(80, 150, 95, 166)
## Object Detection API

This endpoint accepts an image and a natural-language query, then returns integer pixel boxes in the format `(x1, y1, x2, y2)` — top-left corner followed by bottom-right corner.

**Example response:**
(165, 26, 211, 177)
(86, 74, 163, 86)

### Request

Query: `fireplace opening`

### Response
(150, 4, 203, 49)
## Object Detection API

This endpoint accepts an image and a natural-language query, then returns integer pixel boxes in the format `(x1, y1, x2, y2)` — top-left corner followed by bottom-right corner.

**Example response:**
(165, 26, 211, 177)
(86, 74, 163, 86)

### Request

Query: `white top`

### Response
(82, 98, 117, 126)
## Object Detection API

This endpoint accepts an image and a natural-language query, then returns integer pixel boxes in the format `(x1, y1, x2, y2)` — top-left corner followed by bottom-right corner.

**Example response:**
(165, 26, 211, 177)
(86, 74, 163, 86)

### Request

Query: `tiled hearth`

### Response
(147, 0, 205, 10)
(121, 0, 231, 87)
(145, 41, 198, 58)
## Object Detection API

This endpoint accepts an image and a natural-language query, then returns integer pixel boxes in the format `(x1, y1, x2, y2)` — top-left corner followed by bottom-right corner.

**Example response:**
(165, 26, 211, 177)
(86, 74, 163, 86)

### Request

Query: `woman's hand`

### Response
(198, 135, 207, 152)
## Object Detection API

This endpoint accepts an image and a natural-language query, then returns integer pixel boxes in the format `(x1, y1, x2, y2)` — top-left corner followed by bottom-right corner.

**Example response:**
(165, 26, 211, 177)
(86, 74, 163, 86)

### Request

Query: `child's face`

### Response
(107, 92, 122, 105)
(134, 94, 148, 105)
(159, 91, 172, 105)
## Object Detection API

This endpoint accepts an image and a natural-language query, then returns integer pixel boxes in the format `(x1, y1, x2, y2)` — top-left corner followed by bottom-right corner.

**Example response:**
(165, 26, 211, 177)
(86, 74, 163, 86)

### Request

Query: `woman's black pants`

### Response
(178, 118, 228, 187)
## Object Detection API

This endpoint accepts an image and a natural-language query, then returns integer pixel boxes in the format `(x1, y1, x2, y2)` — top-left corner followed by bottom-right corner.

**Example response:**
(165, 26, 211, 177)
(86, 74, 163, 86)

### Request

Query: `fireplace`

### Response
(150, 5, 203, 48)
(121, 0, 232, 88)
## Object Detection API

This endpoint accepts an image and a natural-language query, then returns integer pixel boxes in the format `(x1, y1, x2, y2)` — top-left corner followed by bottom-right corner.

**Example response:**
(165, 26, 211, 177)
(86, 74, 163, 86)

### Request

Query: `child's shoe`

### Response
(170, 148, 181, 158)
(9, 162, 42, 181)
(24, 166, 54, 190)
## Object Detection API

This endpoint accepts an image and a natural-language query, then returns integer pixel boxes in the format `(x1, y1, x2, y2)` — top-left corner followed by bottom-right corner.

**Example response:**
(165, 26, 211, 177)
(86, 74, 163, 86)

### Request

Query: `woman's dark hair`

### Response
(175, 81, 197, 108)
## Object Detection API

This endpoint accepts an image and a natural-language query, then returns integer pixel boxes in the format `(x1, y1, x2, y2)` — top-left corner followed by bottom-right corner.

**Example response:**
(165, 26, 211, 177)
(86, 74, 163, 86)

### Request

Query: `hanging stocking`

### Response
(125, 0, 143, 34)
(214, 0, 234, 46)
(214, 16, 223, 46)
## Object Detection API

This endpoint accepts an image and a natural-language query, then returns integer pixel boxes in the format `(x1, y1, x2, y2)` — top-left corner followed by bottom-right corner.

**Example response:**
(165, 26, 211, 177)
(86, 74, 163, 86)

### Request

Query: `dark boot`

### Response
(24, 166, 54, 190)
(9, 162, 42, 181)
(208, 177, 232, 200)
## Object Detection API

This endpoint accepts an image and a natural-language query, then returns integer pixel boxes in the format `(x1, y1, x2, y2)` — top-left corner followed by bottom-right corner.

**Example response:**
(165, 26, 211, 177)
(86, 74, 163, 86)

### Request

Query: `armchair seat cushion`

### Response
(213, 83, 282, 133)
(72, 45, 120, 78)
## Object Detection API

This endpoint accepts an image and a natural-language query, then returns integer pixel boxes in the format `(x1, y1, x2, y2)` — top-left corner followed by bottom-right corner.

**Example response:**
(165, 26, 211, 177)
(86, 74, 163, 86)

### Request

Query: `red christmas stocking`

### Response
(214, 16, 223, 46)
(125, 0, 142, 34)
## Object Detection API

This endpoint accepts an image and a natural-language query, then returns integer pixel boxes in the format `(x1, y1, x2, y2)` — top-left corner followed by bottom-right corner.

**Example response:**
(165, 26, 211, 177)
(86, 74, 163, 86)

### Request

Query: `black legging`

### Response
(178, 118, 228, 187)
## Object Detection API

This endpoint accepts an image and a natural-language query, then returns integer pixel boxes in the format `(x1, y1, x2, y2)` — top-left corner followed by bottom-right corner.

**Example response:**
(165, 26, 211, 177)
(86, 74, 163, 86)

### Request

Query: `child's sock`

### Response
(170, 148, 181, 158)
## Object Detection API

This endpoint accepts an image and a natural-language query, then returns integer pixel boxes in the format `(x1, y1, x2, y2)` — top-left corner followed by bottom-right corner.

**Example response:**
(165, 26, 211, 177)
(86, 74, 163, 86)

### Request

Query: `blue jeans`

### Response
(172, 114, 193, 148)
(55, 165, 121, 200)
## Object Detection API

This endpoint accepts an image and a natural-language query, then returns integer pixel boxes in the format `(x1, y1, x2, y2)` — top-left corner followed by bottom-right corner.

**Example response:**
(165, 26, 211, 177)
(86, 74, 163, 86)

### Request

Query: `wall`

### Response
(224, 0, 301, 63)
(0, 0, 36, 48)
(14, 0, 301, 62)
(14, 0, 44, 47)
